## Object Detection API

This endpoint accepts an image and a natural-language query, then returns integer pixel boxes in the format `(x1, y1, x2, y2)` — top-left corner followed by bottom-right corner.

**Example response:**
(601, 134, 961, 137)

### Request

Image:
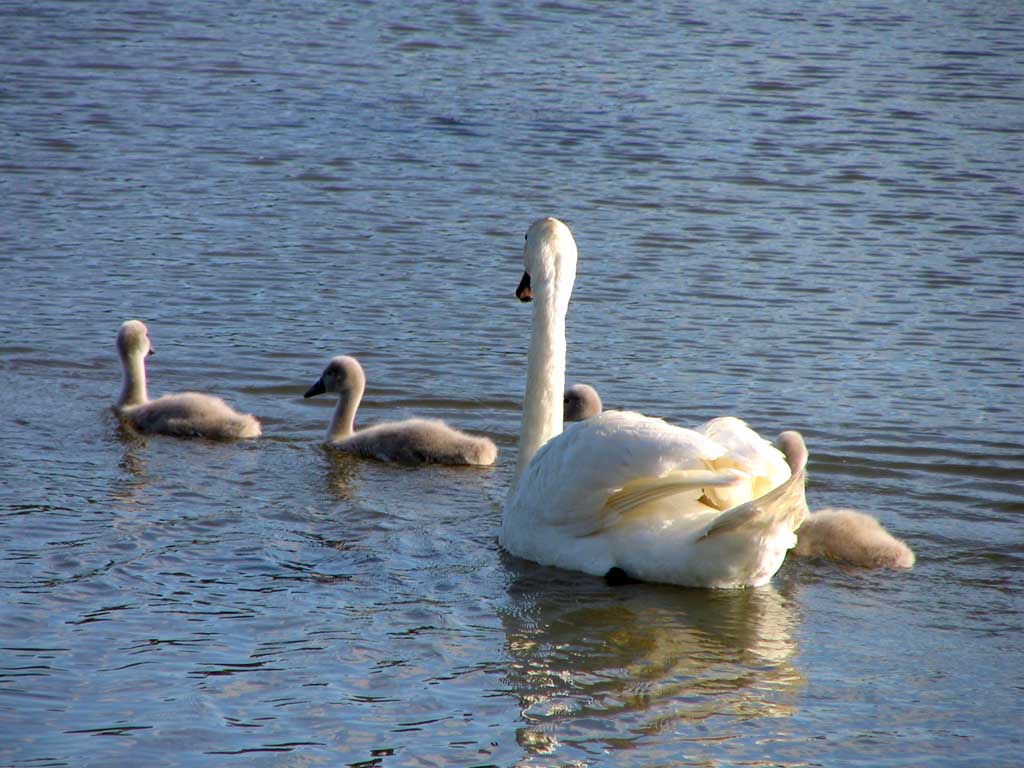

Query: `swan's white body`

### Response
(304, 355, 497, 466)
(563, 384, 791, 512)
(501, 218, 806, 588)
(114, 320, 261, 440)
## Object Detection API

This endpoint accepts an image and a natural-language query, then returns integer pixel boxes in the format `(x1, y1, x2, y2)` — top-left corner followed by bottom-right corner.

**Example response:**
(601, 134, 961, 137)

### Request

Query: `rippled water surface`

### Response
(2, 1, 1022, 766)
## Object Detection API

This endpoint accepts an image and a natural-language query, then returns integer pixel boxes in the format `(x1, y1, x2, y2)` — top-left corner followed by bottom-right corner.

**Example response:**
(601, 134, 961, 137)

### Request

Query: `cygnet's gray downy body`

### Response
(563, 383, 602, 422)
(793, 508, 916, 569)
(114, 320, 261, 439)
(304, 355, 497, 466)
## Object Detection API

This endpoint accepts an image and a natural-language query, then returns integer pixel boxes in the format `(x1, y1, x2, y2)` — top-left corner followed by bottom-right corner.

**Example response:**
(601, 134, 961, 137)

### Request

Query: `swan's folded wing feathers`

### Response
(699, 469, 809, 541)
(697, 416, 792, 508)
(514, 410, 728, 536)
(603, 469, 741, 519)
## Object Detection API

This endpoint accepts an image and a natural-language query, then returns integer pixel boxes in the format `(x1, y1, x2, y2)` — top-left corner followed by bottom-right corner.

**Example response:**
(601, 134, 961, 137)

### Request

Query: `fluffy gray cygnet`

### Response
(114, 320, 261, 439)
(793, 507, 916, 569)
(563, 383, 602, 422)
(304, 355, 497, 466)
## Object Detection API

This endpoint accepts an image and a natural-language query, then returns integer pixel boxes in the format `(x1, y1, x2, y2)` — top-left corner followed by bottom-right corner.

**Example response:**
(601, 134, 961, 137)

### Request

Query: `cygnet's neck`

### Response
(118, 350, 149, 408)
(327, 381, 364, 441)
(515, 277, 570, 481)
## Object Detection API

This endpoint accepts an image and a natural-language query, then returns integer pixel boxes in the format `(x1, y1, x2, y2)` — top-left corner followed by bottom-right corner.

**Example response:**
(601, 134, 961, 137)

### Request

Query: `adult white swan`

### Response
(501, 218, 806, 588)
(114, 320, 261, 439)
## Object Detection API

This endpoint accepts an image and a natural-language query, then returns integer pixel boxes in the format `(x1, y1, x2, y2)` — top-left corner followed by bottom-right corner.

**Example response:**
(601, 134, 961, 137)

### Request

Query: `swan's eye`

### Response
(524, 233, 528, 241)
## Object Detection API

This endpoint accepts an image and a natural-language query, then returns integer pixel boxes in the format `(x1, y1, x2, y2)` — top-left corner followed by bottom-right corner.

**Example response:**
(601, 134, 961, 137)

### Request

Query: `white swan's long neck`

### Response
(118, 351, 148, 408)
(328, 382, 363, 442)
(515, 279, 571, 481)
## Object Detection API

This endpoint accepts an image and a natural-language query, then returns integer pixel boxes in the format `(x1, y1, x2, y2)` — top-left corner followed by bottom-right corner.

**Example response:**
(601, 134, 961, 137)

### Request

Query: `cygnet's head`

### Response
(118, 319, 154, 359)
(304, 355, 366, 398)
(563, 383, 603, 422)
(776, 430, 808, 474)
(516, 217, 578, 303)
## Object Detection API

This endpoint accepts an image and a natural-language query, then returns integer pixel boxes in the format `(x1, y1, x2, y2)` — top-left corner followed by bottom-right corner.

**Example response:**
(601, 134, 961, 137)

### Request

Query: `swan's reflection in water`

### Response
(498, 558, 804, 758)
(110, 427, 151, 506)
(323, 450, 360, 501)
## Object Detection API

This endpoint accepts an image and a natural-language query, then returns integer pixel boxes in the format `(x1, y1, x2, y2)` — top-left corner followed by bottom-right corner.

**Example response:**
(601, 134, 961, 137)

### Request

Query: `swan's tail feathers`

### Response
(699, 469, 809, 541)
(604, 469, 741, 519)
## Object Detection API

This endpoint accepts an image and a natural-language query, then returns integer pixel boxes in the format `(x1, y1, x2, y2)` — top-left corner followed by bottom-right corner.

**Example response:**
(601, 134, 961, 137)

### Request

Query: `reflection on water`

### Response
(112, 436, 151, 506)
(498, 560, 803, 759)
(322, 449, 360, 501)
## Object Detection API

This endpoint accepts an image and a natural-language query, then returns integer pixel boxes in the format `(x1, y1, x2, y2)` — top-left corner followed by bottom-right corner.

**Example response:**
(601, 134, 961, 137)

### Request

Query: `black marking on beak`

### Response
(304, 377, 327, 398)
(516, 271, 533, 302)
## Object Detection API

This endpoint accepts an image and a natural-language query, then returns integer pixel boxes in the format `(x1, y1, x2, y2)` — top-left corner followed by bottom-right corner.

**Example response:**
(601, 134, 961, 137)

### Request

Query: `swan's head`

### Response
(564, 383, 603, 422)
(516, 217, 578, 304)
(117, 319, 154, 359)
(776, 430, 808, 474)
(304, 355, 366, 398)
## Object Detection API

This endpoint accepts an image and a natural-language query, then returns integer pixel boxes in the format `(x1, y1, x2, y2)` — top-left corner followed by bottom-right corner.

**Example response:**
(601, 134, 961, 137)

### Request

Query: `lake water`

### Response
(2, 1, 1022, 766)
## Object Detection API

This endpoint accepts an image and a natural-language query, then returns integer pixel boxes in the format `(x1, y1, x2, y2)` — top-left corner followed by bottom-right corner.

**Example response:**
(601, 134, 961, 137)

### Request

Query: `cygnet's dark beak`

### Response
(304, 377, 327, 398)
(516, 271, 533, 302)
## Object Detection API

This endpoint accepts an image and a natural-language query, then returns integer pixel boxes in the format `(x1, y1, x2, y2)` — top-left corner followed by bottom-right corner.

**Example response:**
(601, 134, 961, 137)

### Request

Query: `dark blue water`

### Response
(2, 2, 1022, 766)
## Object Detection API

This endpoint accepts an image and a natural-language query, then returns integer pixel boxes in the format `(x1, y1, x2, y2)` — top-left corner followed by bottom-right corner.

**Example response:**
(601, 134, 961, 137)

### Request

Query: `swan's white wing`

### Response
(604, 468, 740, 518)
(507, 410, 732, 538)
(696, 416, 791, 510)
(700, 467, 808, 541)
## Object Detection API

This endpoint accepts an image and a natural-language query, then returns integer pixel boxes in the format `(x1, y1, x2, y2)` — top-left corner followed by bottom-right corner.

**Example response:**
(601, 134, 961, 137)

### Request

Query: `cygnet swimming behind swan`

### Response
(563, 383, 602, 422)
(304, 355, 497, 466)
(793, 508, 916, 568)
(776, 431, 915, 569)
(114, 320, 261, 439)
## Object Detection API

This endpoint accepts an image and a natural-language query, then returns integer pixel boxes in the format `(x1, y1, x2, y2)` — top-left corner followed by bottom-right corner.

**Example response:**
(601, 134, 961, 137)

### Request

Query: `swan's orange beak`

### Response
(516, 271, 533, 302)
